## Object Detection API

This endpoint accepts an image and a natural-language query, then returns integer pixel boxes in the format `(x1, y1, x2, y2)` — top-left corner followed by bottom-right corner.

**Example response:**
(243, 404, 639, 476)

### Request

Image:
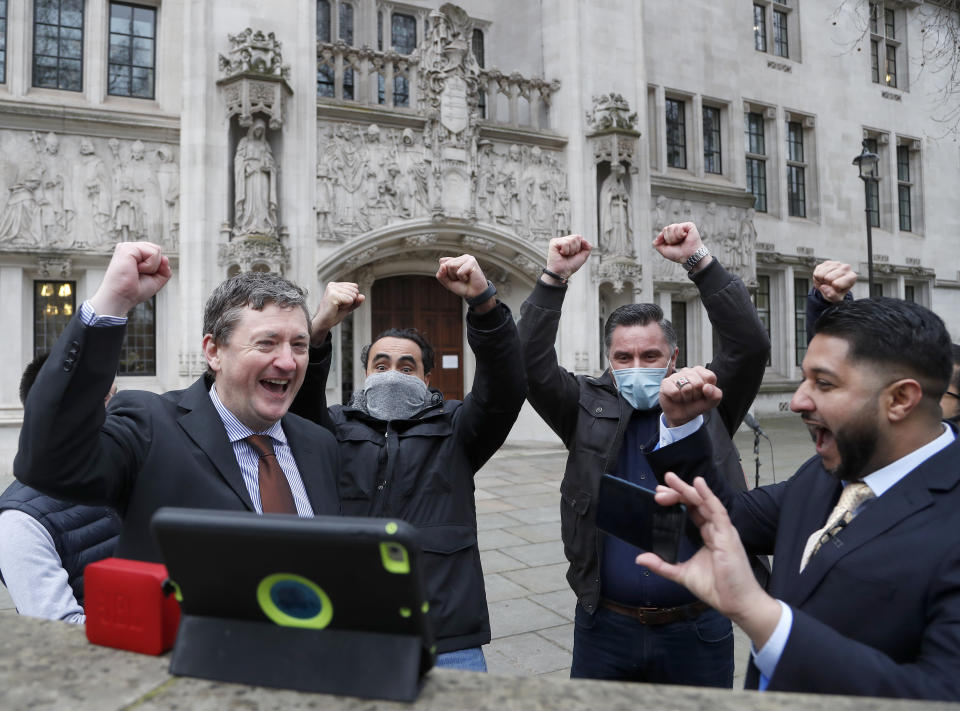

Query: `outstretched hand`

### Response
(636, 473, 782, 648)
(813, 260, 857, 302)
(659, 366, 722, 428)
(654, 222, 712, 272)
(311, 282, 364, 345)
(89, 242, 172, 317)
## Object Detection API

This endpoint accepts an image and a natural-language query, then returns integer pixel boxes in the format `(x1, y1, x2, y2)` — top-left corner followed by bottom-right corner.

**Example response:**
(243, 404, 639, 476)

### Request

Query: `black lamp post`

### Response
(852, 140, 880, 297)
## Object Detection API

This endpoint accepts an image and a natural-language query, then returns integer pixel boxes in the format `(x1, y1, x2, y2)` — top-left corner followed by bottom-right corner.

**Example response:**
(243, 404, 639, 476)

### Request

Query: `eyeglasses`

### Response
(945, 391, 960, 401)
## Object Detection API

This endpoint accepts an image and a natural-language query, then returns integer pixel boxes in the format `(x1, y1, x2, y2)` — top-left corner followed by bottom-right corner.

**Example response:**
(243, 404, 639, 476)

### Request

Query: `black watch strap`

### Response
(467, 280, 497, 307)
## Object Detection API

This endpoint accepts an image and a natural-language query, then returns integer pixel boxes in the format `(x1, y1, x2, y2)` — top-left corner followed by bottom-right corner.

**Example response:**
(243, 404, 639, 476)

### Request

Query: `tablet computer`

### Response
(596, 473, 690, 564)
(151, 508, 434, 700)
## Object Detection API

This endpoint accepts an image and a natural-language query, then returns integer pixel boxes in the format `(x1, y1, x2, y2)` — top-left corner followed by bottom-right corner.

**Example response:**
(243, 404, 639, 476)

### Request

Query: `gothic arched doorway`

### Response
(371, 275, 464, 401)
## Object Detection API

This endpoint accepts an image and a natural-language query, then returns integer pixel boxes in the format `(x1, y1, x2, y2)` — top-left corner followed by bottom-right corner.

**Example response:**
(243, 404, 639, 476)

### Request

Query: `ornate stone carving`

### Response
(217, 235, 288, 274)
(217, 28, 292, 129)
(462, 234, 494, 252)
(650, 194, 756, 286)
(36, 256, 72, 278)
(512, 253, 542, 280)
(405, 233, 438, 247)
(218, 28, 290, 79)
(586, 93, 639, 133)
(0, 131, 177, 253)
(593, 255, 641, 293)
(344, 246, 379, 267)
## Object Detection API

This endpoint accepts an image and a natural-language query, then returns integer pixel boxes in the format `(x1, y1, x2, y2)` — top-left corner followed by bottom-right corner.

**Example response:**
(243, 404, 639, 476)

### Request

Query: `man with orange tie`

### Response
(15, 241, 340, 563)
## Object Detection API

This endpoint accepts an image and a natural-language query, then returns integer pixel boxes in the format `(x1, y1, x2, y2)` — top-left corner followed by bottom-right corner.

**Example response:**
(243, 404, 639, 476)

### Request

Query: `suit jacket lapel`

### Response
(786, 440, 959, 606)
(176, 377, 256, 511)
(771, 472, 840, 602)
(283, 418, 323, 514)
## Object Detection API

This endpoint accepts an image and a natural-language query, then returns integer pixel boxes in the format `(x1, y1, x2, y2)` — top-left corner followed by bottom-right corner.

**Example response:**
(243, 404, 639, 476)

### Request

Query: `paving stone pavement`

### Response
(0, 413, 815, 687)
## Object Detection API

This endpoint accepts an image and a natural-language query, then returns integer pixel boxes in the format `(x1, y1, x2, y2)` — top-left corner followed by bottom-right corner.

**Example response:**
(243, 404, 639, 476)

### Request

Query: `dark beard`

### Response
(828, 400, 881, 482)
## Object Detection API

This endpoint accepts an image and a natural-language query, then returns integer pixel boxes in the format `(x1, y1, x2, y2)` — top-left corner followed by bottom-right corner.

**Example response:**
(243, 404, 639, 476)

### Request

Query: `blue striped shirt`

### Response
(208, 385, 314, 516)
(80, 300, 314, 516)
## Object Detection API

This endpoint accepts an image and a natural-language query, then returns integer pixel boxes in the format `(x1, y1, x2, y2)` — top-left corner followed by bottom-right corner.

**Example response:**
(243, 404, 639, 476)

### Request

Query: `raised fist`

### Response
(311, 282, 364, 345)
(89, 242, 172, 317)
(654, 223, 712, 272)
(659, 365, 723, 428)
(544, 234, 593, 284)
(812, 260, 857, 303)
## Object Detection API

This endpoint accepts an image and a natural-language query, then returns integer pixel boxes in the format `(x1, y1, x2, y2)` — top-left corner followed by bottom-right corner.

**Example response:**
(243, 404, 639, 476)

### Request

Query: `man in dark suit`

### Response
(637, 297, 960, 700)
(15, 241, 340, 562)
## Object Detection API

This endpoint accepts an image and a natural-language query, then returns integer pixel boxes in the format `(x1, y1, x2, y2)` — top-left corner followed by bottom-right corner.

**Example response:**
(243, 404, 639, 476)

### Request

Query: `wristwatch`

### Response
(466, 280, 497, 307)
(682, 246, 710, 273)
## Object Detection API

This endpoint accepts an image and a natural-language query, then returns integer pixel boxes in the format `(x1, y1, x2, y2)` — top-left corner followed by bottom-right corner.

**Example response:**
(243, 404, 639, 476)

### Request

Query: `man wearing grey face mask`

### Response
(517, 222, 770, 687)
(290, 254, 526, 672)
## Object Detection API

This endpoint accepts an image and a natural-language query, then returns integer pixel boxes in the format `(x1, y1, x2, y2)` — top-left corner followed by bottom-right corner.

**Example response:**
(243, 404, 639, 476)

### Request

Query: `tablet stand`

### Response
(170, 614, 432, 701)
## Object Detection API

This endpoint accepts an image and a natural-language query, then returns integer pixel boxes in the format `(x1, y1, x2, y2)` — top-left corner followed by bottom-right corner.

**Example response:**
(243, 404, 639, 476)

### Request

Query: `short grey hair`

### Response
(203, 271, 310, 349)
(603, 303, 677, 355)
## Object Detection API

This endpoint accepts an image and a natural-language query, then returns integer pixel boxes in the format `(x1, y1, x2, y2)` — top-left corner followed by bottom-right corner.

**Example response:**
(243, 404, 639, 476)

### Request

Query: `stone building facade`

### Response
(0, 0, 957, 470)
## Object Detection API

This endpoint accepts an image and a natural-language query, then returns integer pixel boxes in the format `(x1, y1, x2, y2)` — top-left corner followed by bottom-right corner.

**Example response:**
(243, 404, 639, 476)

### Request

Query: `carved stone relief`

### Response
(0, 131, 179, 252)
(316, 121, 568, 244)
(650, 194, 757, 286)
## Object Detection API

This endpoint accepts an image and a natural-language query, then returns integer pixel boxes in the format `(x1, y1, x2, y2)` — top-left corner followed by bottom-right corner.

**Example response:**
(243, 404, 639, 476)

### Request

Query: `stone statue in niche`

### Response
(554, 188, 571, 236)
(721, 205, 742, 269)
(233, 118, 278, 238)
(78, 137, 112, 246)
(109, 138, 148, 242)
(494, 144, 523, 226)
(156, 146, 180, 249)
(599, 163, 633, 256)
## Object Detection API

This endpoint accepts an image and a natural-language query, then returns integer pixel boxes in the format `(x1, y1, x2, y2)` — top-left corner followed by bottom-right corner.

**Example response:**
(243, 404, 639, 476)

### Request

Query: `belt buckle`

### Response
(635, 606, 659, 623)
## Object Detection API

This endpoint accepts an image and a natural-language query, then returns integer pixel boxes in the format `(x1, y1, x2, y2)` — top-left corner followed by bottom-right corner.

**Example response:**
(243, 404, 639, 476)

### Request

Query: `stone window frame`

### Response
(118, 294, 157, 376)
(744, 101, 779, 216)
(106, 1, 157, 100)
(665, 95, 688, 170)
(869, 1, 907, 91)
(896, 135, 922, 234)
(318, 0, 356, 99)
(0, 0, 7, 84)
(784, 110, 817, 221)
(744, 109, 769, 213)
(753, 0, 800, 62)
(793, 275, 808, 367)
(33, 279, 76, 358)
(861, 131, 885, 229)
(33, 0, 85, 92)
(702, 104, 723, 175)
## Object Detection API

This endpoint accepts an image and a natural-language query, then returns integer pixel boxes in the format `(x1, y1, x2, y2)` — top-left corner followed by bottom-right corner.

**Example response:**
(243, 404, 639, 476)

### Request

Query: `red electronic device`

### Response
(84, 558, 181, 655)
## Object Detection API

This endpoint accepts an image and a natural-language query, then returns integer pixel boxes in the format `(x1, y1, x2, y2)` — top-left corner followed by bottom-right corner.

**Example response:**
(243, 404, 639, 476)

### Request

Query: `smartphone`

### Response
(595, 473, 690, 564)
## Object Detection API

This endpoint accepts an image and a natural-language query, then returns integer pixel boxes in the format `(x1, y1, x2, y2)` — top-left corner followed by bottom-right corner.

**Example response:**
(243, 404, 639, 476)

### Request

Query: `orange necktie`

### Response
(245, 434, 297, 514)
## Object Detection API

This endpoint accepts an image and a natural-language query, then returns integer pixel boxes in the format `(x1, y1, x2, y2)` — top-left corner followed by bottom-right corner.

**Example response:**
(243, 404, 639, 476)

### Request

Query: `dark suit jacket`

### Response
(14, 316, 341, 562)
(720, 431, 960, 700)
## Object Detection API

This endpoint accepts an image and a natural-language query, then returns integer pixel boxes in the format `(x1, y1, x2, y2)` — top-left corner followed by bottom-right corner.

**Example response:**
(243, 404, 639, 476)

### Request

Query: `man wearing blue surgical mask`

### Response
(291, 253, 525, 673)
(518, 222, 770, 687)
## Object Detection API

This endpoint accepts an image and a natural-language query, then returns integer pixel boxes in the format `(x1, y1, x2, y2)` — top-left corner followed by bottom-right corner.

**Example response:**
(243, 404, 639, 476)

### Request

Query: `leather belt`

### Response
(600, 598, 711, 625)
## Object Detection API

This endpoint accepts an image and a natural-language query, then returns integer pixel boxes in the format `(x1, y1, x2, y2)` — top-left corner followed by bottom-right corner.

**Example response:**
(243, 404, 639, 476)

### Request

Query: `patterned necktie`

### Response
(245, 434, 297, 514)
(799, 482, 874, 572)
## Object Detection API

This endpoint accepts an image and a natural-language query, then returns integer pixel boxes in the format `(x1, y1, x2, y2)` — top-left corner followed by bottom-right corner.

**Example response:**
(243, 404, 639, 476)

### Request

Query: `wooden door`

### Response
(371, 276, 464, 401)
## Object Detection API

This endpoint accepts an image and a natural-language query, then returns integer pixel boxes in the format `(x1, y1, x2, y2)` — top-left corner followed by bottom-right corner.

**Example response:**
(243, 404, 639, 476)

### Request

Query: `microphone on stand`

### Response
(743, 412, 767, 438)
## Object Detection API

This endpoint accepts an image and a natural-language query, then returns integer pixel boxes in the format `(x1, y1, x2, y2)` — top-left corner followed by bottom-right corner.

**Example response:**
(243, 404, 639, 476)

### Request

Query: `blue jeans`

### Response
(570, 603, 733, 687)
(435, 646, 487, 672)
